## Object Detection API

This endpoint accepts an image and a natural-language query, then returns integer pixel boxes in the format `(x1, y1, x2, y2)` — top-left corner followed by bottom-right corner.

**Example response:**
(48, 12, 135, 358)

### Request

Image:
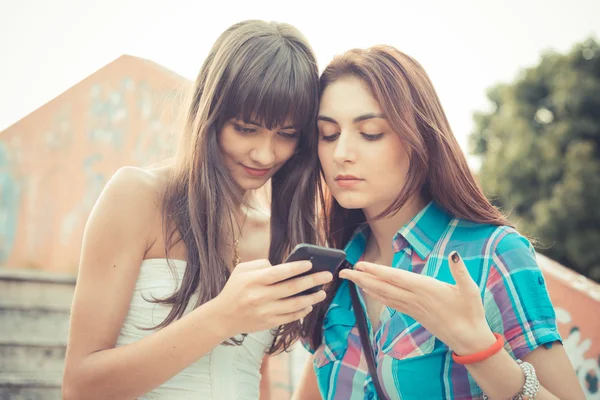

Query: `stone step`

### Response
(0, 308, 70, 347)
(0, 268, 75, 311)
(0, 344, 66, 375)
(0, 372, 62, 400)
(0, 387, 62, 400)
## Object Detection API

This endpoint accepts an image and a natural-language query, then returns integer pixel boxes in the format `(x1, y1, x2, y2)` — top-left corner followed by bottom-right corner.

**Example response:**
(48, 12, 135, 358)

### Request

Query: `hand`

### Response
(339, 251, 496, 355)
(215, 259, 333, 337)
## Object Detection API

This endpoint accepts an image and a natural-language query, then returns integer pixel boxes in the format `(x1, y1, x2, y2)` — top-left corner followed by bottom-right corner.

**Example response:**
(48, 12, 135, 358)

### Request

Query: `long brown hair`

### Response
(303, 45, 510, 349)
(152, 20, 322, 354)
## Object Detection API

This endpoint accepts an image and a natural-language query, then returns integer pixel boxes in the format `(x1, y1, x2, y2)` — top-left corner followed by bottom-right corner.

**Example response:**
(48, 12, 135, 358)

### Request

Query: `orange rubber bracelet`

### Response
(451, 333, 504, 365)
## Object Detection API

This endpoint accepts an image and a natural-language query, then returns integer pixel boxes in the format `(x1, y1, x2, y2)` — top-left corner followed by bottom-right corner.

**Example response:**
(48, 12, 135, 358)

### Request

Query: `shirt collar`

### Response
(394, 201, 452, 260)
(343, 201, 453, 262)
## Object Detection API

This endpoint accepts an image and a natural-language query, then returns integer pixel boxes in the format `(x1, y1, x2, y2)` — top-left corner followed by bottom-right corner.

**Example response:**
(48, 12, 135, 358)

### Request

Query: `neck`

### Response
(363, 195, 428, 264)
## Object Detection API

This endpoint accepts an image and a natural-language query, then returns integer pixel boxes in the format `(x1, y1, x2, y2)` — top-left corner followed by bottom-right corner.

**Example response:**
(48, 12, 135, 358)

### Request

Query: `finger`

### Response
(236, 258, 273, 272)
(274, 305, 314, 325)
(448, 251, 476, 290)
(270, 270, 333, 298)
(272, 290, 327, 315)
(257, 260, 313, 285)
(340, 269, 413, 301)
(362, 288, 409, 312)
(354, 261, 423, 290)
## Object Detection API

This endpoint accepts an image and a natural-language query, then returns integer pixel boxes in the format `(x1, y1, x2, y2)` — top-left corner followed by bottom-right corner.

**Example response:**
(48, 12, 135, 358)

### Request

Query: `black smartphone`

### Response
(282, 244, 346, 296)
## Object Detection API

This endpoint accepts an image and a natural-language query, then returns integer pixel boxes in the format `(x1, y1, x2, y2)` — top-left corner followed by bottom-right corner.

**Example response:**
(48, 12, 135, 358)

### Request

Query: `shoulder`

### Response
(451, 220, 531, 258)
(98, 166, 169, 211)
(104, 166, 166, 198)
(87, 166, 170, 236)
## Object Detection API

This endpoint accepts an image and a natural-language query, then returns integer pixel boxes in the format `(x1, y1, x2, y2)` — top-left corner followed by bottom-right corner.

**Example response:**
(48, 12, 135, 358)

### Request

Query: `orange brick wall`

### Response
(0, 55, 188, 273)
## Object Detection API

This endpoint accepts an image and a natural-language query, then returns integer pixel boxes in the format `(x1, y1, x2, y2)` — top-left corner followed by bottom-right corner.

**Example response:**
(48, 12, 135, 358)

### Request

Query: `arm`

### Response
(62, 168, 235, 399)
(291, 355, 321, 400)
(463, 341, 583, 399)
(259, 355, 271, 400)
(63, 167, 333, 400)
(458, 233, 584, 399)
(341, 232, 584, 399)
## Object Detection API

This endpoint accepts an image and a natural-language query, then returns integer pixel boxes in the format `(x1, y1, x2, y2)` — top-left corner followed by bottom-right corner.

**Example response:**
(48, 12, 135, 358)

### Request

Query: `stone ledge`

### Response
(0, 372, 62, 388)
(0, 268, 76, 285)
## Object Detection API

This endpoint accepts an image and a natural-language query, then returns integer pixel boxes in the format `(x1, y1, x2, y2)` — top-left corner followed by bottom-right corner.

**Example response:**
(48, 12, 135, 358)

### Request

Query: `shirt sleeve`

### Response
(484, 232, 562, 360)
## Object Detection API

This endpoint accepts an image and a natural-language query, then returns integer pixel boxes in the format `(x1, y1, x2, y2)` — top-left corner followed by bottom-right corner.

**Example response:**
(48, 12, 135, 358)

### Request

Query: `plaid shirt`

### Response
(305, 201, 561, 400)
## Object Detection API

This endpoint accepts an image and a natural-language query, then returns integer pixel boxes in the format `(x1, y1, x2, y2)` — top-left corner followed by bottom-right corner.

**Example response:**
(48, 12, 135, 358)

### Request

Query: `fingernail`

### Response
(450, 251, 460, 263)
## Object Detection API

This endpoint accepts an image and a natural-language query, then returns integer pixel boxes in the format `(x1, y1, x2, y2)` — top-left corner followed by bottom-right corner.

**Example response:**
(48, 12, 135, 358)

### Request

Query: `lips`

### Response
(242, 165, 271, 177)
(335, 174, 361, 181)
(334, 174, 364, 188)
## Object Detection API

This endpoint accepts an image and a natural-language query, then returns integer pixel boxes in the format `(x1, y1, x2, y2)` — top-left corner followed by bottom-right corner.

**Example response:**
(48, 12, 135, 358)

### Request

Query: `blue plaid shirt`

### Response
(304, 201, 561, 399)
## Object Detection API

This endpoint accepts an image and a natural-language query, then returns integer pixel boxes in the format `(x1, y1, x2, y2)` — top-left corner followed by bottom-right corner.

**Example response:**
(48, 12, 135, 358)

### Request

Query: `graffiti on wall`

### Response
(88, 80, 130, 151)
(132, 80, 179, 165)
(44, 104, 74, 151)
(1, 56, 188, 272)
(0, 141, 21, 263)
(60, 154, 105, 246)
(558, 307, 600, 398)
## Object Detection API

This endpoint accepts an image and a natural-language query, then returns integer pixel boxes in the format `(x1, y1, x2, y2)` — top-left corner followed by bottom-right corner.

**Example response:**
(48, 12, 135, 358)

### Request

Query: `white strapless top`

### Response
(115, 258, 275, 399)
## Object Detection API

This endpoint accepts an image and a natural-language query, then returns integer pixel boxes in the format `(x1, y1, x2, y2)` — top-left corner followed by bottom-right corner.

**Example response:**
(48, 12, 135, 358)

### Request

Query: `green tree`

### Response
(471, 37, 600, 282)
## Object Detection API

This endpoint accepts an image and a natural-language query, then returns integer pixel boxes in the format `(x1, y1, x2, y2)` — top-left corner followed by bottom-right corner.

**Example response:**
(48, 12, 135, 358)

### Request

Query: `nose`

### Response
(249, 136, 275, 167)
(332, 132, 356, 165)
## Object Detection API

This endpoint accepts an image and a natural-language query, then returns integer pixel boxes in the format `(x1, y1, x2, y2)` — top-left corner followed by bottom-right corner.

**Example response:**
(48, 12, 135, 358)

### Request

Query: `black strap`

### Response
(349, 281, 388, 400)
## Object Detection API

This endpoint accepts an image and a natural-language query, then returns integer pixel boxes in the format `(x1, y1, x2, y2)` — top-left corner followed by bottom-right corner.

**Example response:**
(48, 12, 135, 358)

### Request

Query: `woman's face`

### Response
(219, 118, 299, 191)
(318, 76, 411, 215)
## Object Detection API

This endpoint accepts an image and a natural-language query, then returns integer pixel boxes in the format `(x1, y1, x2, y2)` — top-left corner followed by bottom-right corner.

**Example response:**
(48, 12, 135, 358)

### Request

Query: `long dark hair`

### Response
(303, 45, 511, 350)
(152, 20, 322, 354)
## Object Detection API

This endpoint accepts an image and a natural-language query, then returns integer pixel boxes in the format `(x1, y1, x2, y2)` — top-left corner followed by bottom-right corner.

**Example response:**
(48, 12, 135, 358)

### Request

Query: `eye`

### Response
(320, 133, 339, 142)
(279, 131, 299, 140)
(361, 132, 384, 141)
(233, 123, 256, 134)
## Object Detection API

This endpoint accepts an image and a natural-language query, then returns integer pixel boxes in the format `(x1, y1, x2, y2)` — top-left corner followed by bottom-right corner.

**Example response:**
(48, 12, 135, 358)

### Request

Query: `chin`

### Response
(332, 193, 369, 210)
(235, 176, 270, 191)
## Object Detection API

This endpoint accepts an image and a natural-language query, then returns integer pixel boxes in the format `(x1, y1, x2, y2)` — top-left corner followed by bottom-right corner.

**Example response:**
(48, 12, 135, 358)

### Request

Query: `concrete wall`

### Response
(0, 55, 189, 274)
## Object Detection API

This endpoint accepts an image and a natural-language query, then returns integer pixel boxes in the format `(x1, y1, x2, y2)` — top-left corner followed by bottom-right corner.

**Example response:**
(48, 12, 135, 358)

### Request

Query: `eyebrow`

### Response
(238, 119, 296, 130)
(317, 113, 386, 124)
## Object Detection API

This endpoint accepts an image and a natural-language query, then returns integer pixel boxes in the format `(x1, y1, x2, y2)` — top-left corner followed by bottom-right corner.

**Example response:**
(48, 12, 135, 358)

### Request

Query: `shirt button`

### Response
(538, 276, 545, 285)
(324, 317, 329, 325)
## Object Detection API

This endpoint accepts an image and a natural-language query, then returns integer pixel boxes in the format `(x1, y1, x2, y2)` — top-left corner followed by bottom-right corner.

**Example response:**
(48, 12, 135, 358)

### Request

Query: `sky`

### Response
(1, 0, 599, 164)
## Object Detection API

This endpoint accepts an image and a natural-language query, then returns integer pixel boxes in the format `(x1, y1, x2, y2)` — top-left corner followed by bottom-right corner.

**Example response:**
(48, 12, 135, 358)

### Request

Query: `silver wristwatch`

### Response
(482, 359, 540, 399)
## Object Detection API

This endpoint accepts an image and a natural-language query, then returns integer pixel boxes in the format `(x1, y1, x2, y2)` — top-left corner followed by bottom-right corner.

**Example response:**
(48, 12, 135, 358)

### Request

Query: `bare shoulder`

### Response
(84, 166, 172, 250)
(94, 166, 171, 216)
(101, 166, 165, 203)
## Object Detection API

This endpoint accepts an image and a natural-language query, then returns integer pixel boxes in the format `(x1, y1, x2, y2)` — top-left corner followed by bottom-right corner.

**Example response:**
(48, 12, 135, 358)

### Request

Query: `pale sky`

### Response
(1, 0, 599, 162)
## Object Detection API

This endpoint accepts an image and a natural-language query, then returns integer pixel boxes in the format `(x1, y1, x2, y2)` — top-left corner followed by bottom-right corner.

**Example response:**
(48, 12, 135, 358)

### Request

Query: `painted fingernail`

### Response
(450, 251, 460, 263)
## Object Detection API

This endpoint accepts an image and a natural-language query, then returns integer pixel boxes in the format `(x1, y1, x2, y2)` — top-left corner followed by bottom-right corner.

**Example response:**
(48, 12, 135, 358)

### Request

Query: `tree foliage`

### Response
(471, 37, 600, 281)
